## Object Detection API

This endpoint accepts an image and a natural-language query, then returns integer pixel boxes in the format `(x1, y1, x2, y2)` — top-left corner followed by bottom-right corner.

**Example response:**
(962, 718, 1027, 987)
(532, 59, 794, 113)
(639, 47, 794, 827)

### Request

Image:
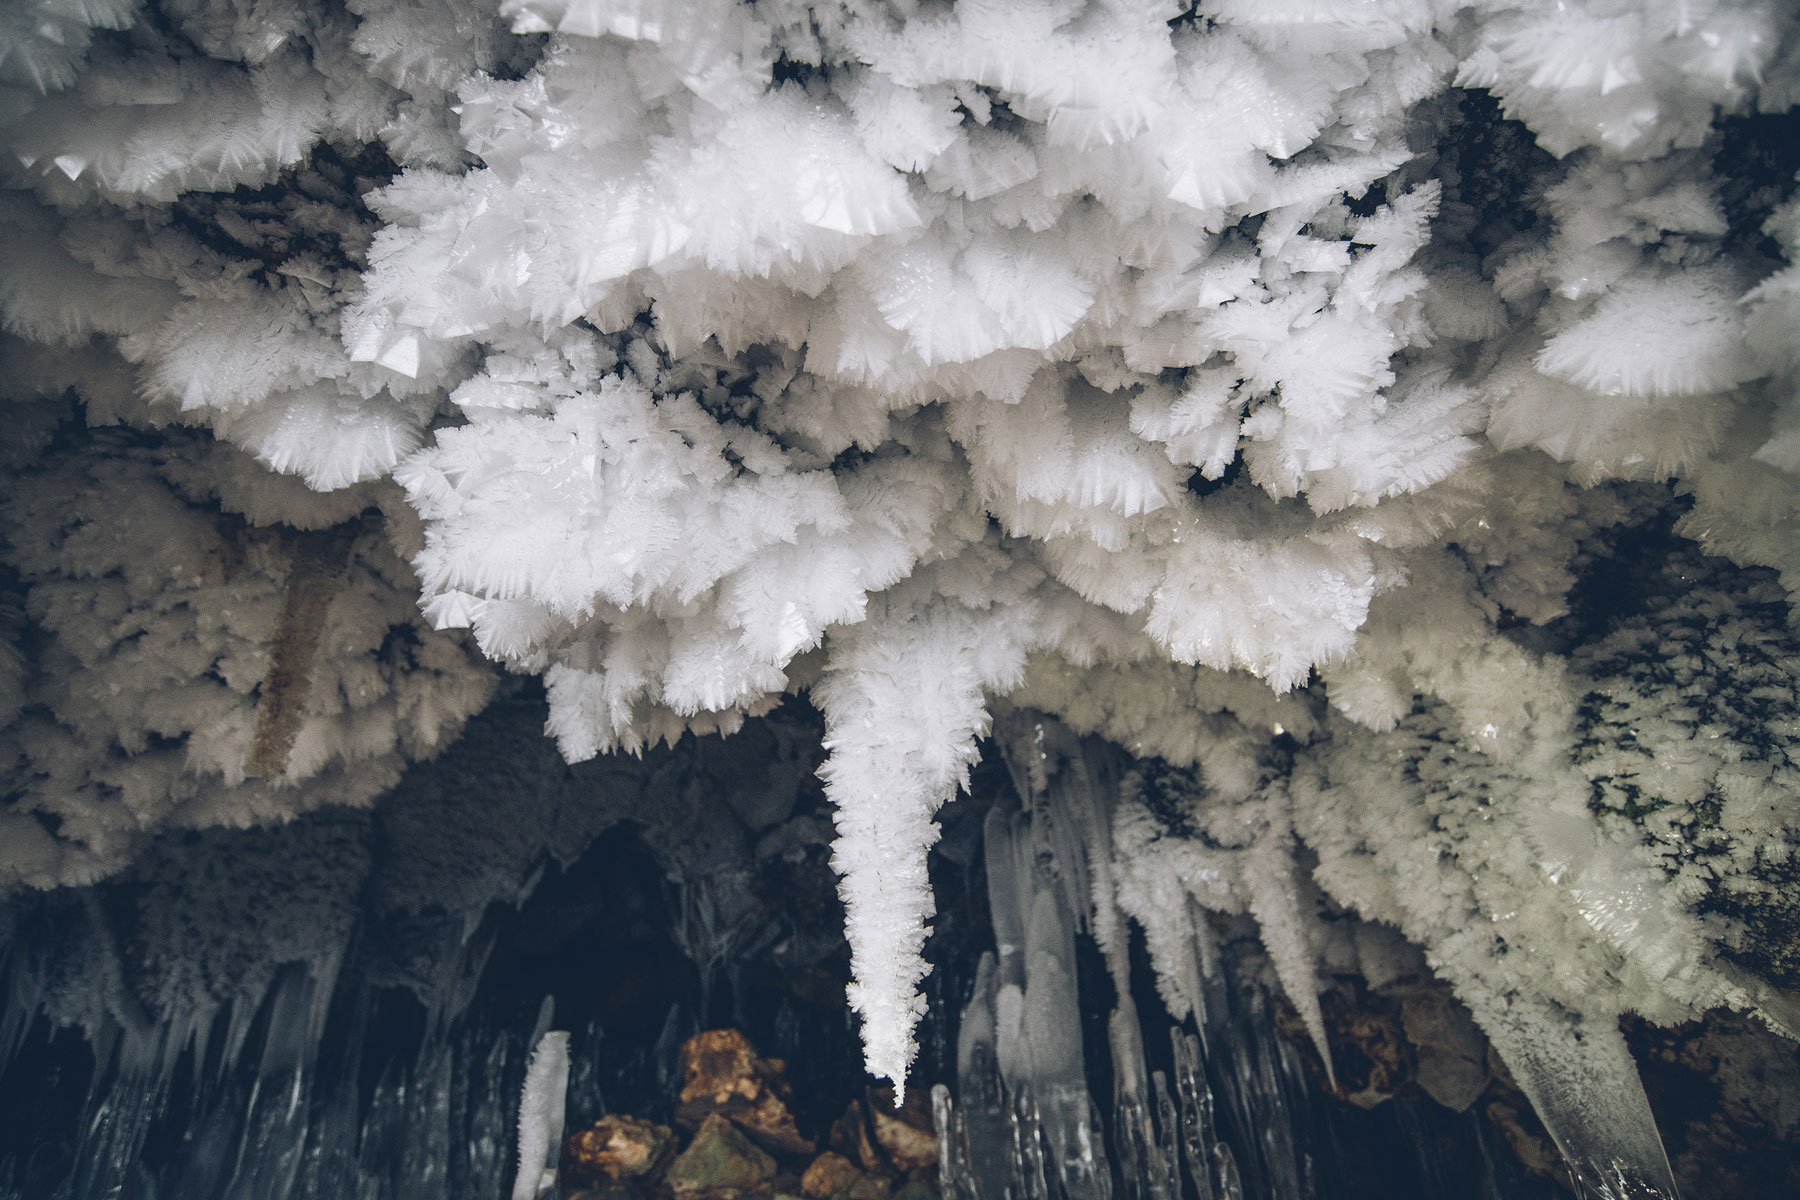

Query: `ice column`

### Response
(512, 1014, 571, 1200)
(945, 805, 1111, 1200)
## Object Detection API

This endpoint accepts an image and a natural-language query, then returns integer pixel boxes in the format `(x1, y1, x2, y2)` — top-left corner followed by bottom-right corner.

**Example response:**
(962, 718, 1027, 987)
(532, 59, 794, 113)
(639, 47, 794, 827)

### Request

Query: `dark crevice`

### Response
(1714, 106, 1800, 261)
(1186, 453, 1245, 501)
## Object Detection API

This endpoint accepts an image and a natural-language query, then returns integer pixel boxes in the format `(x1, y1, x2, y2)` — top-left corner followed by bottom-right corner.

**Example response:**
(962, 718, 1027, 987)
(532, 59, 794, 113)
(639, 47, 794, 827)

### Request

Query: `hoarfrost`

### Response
(3, 0, 1800, 1191)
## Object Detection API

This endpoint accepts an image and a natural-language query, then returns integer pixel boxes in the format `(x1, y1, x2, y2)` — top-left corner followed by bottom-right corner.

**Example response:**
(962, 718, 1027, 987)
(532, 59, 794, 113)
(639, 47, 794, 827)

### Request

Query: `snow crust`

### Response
(3, 0, 1800, 1185)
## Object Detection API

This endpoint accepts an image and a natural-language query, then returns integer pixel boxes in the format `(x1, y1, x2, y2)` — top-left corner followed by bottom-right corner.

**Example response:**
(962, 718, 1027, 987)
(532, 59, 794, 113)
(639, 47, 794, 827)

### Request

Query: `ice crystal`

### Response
(2, 0, 1799, 1188)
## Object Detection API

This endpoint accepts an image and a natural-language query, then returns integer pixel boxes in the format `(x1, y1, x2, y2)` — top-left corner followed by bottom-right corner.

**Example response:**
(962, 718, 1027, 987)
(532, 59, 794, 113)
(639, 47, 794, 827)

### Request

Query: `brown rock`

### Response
(847, 1176, 892, 1200)
(827, 1100, 886, 1174)
(1277, 986, 1413, 1109)
(564, 1186, 641, 1200)
(677, 1030, 815, 1157)
(563, 1115, 676, 1187)
(801, 1152, 864, 1199)
(665, 1114, 778, 1196)
(864, 1086, 938, 1174)
(1401, 991, 1488, 1113)
(681, 1031, 764, 1107)
(1625, 1010, 1800, 1200)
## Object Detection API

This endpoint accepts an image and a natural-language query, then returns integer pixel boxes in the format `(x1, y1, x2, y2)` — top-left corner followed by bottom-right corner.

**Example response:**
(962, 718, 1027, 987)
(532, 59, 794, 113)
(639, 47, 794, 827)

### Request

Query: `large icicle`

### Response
(1471, 994, 1680, 1200)
(952, 952, 1014, 1200)
(817, 570, 1031, 1097)
(971, 798, 1113, 1200)
(1292, 696, 1686, 1198)
(995, 716, 1158, 1200)
(1025, 882, 1113, 1200)
(1238, 822, 1337, 1093)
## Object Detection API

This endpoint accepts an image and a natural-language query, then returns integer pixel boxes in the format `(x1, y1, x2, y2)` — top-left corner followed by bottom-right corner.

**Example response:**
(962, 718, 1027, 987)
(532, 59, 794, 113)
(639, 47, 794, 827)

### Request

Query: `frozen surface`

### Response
(3, 0, 1800, 1192)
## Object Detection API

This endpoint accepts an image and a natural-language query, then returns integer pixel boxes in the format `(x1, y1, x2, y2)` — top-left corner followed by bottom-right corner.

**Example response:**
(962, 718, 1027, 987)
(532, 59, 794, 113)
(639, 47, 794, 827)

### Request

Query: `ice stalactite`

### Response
(2, 892, 729, 1200)
(0, 688, 862, 1200)
(938, 727, 1239, 1200)
(991, 716, 1162, 1200)
(1291, 694, 1689, 1200)
(1472, 996, 1677, 1200)
(983, 804, 1110, 1200)
(992, 714, 1320, 1200)
(1170, 1030, 1240, 1200)
(938, 712, 1687, 1199)
(816, 548, 1058, 1099)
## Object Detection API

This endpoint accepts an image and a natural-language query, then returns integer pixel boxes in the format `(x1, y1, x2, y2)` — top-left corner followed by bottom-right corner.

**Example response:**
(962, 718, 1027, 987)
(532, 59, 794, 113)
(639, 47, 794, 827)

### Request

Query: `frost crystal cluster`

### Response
(3, 0, 1800, 1191)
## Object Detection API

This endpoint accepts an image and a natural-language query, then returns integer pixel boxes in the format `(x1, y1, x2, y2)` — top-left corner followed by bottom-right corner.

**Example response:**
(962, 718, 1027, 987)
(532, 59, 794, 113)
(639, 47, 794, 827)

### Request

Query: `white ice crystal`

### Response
(513, 1026, 571, 1200)
(2, 0, 1800, 1190)
(0, 433, 496, 889)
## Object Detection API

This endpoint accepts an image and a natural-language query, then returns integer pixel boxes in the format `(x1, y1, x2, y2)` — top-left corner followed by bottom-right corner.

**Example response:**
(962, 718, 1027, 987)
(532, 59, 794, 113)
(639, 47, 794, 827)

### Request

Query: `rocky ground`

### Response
(561, 1030, 941, 1200)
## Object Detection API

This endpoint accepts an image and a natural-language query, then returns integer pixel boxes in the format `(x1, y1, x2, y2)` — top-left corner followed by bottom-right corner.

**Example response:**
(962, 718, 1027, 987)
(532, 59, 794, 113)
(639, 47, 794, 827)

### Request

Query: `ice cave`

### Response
(2, 0, 1800, 1197)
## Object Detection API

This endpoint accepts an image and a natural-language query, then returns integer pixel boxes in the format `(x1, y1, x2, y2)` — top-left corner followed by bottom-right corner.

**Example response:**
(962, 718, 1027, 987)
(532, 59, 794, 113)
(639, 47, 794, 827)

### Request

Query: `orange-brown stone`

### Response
(680, 1031, 763, 1106)
(827, 1100, 886, 1174)
(800, 1151, 864, 1199)
(563, 1115, 676, 1188)
(847, 1175, 893, 1200)
(865, 1086, 938, 1174)
(675, 1030, 815, 1157)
